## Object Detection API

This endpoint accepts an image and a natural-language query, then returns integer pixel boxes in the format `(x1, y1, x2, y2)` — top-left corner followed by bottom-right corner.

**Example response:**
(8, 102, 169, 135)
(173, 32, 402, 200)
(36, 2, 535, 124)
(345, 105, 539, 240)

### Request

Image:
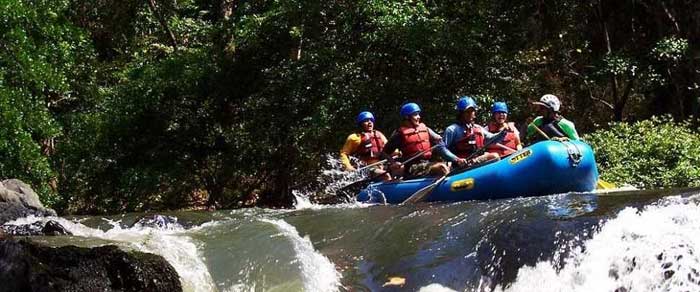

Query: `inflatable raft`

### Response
(357, 140, 599, 204)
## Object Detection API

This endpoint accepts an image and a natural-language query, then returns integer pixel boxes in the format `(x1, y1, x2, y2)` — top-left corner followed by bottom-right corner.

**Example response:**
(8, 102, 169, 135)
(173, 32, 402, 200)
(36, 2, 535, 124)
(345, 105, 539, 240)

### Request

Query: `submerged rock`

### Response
(133, 215, 180, 230)
(2, 220, 72, 236)
(0, 239, 182, 292)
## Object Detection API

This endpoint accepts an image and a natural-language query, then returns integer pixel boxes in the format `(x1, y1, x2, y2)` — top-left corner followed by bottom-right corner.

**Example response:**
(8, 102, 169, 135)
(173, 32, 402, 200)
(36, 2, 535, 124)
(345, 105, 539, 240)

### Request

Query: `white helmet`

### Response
(533, 94, 561, 112)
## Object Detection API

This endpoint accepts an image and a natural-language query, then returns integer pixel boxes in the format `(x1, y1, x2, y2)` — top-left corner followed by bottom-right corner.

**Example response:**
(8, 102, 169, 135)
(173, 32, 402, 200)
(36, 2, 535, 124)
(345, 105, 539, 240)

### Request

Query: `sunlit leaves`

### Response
(651, 37, 688, 63)
(585, 116, 700, 188)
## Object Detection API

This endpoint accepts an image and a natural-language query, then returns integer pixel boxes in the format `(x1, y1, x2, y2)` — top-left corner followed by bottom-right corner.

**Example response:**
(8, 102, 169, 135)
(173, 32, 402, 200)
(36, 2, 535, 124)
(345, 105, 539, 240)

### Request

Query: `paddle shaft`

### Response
(339, 144, 439, 191)
(495, 143, 517, 153)
(371, 144, 439, 178)
(401, 131, 508, 204)
(356, 157, 392, 172)
(531, 123, 551, 140)
(400, 144, 440, 165)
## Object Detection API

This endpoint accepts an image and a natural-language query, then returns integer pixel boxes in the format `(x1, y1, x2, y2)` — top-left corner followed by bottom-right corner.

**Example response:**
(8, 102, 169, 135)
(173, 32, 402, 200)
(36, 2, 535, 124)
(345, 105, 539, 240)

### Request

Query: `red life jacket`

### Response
(356, 130, 385, 162)
(486, 122, 518, 157)
(399, 123, 432, 160)
(453, 125, 484, 159)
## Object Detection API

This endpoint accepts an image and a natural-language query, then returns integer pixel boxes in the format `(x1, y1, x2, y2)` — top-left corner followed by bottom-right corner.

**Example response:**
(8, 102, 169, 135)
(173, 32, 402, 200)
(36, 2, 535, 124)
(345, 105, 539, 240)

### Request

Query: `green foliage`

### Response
(2, 0, 699, 213)
(585, 116, 700, 189)
(0, 87, 57, 202)
(0, 0, 94, 205)
(652, 36, 689, 63)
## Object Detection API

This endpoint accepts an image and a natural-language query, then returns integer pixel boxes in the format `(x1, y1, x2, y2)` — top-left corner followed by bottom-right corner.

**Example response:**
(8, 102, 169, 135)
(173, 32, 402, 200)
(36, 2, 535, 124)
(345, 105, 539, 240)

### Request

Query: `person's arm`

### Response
(478, 125, 503, 146)
(443, 125, 456, 150)
(526, 117, 544, 143)
(512, 126, 523, 150)
(378, 131, 388, 145)
(378, 131, 398, 156)
(429, 128, 459, 163)
(506, 123, 523, 150)
(340, 134, 360, 171)
(479, 125, 497, 139)
(381, 130, 401, 164)
(558, 118, 580, 140)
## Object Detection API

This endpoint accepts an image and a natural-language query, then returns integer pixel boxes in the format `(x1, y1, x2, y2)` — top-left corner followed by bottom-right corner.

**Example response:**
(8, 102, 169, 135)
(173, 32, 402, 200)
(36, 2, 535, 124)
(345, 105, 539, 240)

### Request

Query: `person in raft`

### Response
(526, 94, 579, 143)
(485, 101, 522, 158)
(443, 96, 502, 166)
(339, 111, 391, 181)
(382, 102, 465, 178)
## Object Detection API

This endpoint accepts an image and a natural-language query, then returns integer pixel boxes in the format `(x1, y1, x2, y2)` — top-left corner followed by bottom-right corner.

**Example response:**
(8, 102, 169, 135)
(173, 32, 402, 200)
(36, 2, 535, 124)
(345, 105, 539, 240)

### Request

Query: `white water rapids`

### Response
(6, 214, 343, 292)
(499, 195, 700, 292)
(5, 187, 699, 292)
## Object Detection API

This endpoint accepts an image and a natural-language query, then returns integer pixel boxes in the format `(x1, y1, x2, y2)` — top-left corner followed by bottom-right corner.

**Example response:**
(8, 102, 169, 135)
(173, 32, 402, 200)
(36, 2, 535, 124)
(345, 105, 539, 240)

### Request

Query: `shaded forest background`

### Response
(1, 0, 698, 214)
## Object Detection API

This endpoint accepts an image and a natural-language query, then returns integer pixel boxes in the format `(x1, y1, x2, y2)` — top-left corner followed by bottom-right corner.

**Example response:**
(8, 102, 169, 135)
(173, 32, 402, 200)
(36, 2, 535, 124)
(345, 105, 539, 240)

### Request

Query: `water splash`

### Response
(317, 153, 368, 194)
(499, 196, 700, 292)
(293, 189, 372, 210)
(8, 216, 216, 292)
(418, 283, 459, 292)
(260, 218, 341, 292)
(289, 154, 377, 210)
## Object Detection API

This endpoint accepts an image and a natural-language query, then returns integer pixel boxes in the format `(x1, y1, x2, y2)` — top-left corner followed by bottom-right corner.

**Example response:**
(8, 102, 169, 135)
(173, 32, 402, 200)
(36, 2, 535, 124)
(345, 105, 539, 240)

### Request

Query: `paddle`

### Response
(355, 154, 400, 172)
(401, 130, 507, 204)
(530, 122, 551, 140)
(339, 144, 440, 191)
(494, 143, 517, 153)
(355, 159, 388, 172)
(530, 123, 617, 190)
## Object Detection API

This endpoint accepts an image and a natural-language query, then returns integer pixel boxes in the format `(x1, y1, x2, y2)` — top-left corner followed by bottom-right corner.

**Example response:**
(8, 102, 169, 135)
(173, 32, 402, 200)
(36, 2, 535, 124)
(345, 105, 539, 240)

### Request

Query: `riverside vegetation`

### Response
(1, 0, 699, 214)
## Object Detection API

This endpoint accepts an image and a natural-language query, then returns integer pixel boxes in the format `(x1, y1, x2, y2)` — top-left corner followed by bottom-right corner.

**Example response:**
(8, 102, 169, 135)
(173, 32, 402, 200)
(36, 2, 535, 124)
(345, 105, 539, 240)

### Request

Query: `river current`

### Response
(7, 186, 700, 291)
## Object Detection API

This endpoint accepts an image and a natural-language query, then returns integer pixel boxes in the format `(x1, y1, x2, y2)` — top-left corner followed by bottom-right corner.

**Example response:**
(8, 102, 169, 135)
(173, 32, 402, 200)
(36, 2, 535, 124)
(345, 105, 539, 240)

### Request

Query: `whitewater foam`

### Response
(499, 196, 700, 292)
(6, 216, 216, 292)
(260, 218, 341, 292)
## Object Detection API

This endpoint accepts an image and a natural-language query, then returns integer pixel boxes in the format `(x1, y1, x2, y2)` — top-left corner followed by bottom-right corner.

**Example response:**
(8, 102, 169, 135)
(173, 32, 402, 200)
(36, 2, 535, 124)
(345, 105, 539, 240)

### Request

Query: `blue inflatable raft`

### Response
(357, 140, 599, 204)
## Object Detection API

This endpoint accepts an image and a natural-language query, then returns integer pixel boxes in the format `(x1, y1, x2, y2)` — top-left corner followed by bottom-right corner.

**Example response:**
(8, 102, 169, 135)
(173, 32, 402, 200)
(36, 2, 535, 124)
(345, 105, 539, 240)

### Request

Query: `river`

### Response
(7, 187, 700, 292)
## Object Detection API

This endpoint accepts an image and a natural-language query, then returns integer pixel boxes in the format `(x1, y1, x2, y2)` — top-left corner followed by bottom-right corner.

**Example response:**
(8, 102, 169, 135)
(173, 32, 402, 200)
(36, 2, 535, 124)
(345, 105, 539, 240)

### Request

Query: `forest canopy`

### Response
(1, 0, 698, 213)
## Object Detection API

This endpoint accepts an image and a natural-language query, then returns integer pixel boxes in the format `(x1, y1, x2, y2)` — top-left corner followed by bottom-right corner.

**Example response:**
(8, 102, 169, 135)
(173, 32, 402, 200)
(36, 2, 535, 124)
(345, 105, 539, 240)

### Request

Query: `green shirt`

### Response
(527, 116, 579, 142)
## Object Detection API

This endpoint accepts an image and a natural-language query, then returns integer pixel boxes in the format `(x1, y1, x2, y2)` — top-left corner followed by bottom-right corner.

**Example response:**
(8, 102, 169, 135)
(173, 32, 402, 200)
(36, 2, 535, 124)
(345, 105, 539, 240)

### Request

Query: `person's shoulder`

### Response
(558, 117, 576, 128)
(387, 129, 401, 139)
(444, 123, 461, 131)
(346, 133, 361, 141)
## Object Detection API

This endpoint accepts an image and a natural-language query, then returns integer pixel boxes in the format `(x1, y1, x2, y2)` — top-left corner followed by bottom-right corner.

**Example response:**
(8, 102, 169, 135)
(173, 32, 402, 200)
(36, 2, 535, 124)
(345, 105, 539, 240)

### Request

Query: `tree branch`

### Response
(590, 94, 615, 110)
(147, 0, 179, 51)
(660, 1, 681, 34)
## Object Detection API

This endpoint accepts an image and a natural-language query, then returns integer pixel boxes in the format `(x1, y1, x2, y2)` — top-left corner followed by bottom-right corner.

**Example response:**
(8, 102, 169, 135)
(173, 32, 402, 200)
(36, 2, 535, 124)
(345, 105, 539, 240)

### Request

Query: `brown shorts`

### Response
(407, 161, 445, 178)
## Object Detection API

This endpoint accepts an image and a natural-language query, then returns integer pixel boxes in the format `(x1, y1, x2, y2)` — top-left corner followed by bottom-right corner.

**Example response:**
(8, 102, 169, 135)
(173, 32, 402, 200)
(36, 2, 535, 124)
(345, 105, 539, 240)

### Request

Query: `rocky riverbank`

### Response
(0, 179, 183, 292)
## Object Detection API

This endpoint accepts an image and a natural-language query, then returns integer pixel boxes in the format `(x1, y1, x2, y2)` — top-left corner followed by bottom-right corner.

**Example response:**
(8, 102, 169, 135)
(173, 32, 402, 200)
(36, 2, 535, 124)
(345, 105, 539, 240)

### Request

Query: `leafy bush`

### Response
(0, 0, 93, 206)
(584, 116, 700, 189)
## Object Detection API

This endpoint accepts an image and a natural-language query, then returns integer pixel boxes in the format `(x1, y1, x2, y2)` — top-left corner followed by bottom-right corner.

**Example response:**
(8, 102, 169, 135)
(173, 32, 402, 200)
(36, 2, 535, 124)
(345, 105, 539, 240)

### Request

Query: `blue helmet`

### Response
(356, 111, 375, 124)
(456, 96, 478, 112)
(400, 102, 421, 117)
(491, 102, 508, 114)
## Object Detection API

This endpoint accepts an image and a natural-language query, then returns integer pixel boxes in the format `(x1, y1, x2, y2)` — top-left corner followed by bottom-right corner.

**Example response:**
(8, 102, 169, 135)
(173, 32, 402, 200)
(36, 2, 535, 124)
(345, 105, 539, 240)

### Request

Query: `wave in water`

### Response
(500, 195, 700, 292)
(260, 218, 342, 292)
(6, 216, 216, 292)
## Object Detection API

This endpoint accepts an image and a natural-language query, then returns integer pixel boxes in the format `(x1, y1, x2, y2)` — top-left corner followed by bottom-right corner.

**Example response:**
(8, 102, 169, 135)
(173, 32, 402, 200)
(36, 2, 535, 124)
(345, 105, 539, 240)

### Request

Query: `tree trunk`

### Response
(147, 0, 179, 51)
(213, 0, 237, 59)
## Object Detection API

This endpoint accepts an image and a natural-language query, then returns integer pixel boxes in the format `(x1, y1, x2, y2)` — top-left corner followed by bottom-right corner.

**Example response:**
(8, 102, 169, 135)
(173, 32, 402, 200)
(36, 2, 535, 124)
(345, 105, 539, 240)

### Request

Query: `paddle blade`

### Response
(596, 179, 617, 190)
(401, 176, 446, 204)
